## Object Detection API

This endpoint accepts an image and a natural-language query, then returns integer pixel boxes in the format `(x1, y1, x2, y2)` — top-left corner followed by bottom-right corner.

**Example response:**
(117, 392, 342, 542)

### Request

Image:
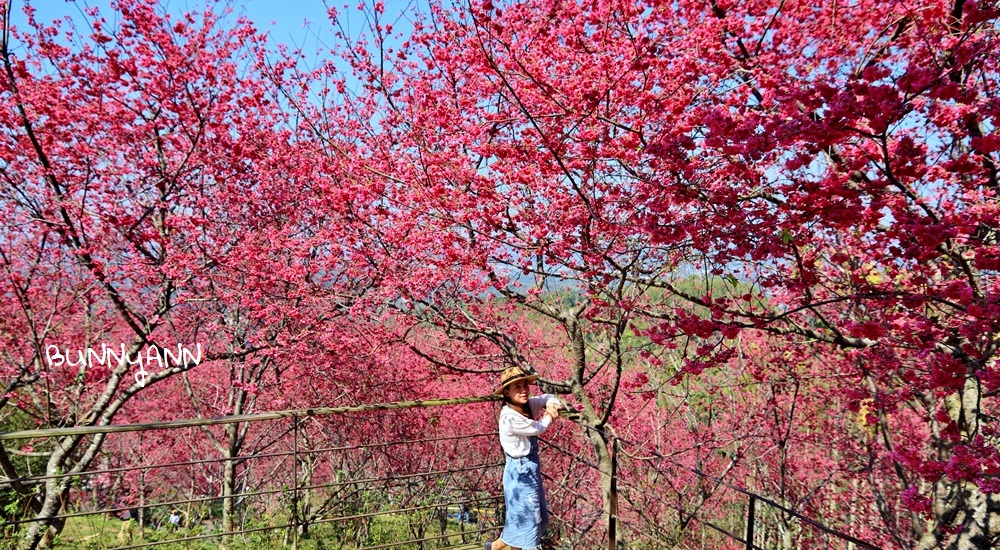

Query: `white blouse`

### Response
(498, 394, 557, 458)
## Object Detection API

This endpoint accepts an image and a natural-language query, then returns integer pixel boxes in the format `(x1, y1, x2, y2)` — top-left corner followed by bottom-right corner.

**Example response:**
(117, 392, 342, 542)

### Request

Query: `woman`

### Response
(486, 366, 562, 550)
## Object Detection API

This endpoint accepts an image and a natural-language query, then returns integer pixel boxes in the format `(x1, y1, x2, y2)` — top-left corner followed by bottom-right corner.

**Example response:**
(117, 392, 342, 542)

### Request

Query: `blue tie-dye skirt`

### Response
(501, 437, 548, 549)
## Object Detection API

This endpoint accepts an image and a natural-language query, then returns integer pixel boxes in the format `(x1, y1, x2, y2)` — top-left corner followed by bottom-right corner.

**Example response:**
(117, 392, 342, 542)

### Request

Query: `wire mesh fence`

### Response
(1, 397, 884, 550)
(542, 420, 883, 550)
(1, 397, 504, 550)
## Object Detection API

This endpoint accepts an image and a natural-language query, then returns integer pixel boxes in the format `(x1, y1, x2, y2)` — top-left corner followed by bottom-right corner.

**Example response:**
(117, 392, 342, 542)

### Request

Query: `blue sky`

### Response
(10, 0, 417, 54)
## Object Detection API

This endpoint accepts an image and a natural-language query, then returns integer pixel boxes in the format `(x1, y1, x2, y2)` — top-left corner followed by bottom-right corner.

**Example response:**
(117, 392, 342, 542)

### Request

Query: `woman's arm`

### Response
(527, 393, 557, 412)
(501, 409, 553, 436)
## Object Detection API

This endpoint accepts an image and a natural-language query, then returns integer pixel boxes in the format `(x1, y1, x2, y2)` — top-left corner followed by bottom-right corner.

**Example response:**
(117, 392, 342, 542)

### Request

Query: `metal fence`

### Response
(1, 397, 883, 550)
(1, 397, 503, 550)
(541, 421, 884, 550)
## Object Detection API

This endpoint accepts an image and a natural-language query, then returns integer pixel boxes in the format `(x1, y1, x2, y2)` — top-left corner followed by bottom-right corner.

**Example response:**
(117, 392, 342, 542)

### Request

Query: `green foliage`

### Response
(1, 410, 49, 533)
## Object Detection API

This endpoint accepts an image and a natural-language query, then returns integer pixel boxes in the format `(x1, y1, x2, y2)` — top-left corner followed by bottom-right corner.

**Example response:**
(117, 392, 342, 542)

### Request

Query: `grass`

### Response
(6, 507, 495, 550)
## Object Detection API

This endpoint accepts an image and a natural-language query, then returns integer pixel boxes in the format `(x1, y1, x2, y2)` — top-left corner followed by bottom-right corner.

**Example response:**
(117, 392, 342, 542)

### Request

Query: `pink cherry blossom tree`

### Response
(309, 0, 999, 546)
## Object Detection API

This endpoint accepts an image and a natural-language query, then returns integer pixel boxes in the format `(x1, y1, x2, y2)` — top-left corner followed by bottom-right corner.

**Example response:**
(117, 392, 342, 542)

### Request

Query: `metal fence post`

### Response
(746, 495, 756, 550)
(608, 436, 619, 550)
(291, 416, 299, 550)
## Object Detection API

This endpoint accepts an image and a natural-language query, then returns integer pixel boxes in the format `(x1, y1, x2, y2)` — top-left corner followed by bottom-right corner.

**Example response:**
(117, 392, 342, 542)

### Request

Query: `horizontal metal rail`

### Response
(0, 447, 296, 486)
(0, 430, 494, 487)
(547, 508, 598, 538)
(540, 470, 602, 512)
(566, 421, 883, 550)
(2, 396, 881, 550)
(0, 395, 501, 440)
(540, 436, 611, 475)
(5, 461, 504, 527)
(695, 515, 761, 550)
(547, 498, 599, 541)
(105, 496, 500, 550)
(296, 431, 494, 456)
(4, 397, 508, 550)
(602, 468, 754, 547)
(311, 495, 501, 526)
(109, 521, 296, 550)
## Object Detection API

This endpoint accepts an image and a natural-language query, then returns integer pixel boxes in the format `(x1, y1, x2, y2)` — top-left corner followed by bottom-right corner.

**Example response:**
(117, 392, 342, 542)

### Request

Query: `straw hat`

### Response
(493, 366, 539, 396)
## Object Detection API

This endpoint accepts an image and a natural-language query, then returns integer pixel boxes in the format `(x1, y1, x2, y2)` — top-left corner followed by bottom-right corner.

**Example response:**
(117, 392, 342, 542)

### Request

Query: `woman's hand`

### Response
(545, 400, 561, 419)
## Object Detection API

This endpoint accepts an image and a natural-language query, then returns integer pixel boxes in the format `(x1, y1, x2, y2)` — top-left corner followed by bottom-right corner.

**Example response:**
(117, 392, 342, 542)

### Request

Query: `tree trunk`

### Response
(20, 473, 70, 549)
(298, 453, 313, 540)
(583, 421, 624, 549)
(19, 435, 82, 550)
(915, 375, 999, 549)
(138, 473, 146, 540)
(917, 485, 998, 550)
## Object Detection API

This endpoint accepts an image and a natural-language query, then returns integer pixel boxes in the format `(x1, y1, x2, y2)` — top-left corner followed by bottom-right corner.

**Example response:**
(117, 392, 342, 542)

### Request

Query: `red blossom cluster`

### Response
(1, 0, 998, 547)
